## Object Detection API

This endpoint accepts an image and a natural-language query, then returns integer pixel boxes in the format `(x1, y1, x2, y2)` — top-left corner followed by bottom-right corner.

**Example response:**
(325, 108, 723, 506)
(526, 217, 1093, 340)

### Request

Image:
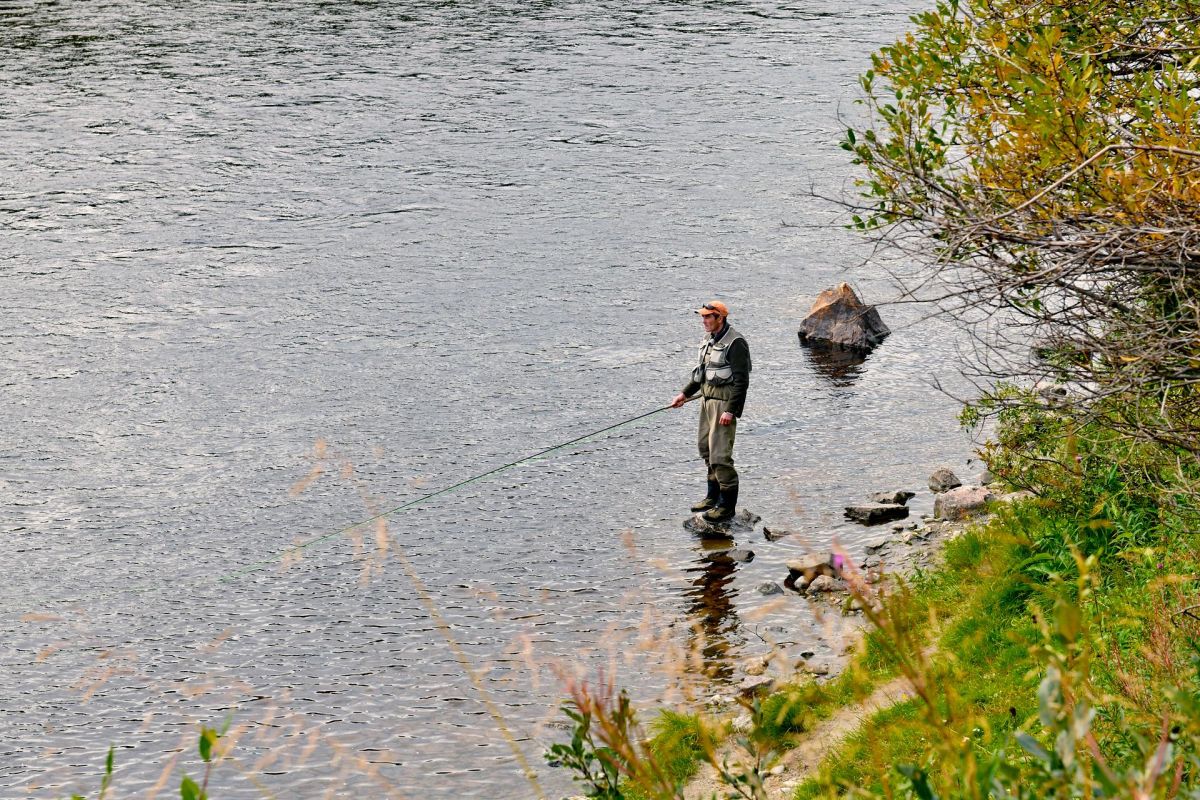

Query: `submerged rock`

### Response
(797, 283, 890, 350)
(762, 526, 792, 541)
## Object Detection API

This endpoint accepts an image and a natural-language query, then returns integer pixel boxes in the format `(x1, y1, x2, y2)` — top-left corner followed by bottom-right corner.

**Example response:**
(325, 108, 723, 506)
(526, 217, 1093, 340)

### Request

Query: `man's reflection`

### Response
(680, 540, 742, 683)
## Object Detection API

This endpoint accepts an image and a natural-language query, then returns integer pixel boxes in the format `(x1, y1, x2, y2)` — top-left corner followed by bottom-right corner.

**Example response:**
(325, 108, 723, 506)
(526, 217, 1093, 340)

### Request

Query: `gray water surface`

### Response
(1, 1, 971, 797)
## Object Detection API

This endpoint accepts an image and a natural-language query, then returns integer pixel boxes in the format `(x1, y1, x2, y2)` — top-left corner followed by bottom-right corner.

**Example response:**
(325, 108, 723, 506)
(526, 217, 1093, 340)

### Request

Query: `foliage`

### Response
(845, 0, 1200, 452)
(798, 399, 1200, 798)
(68, 726, 225, 800)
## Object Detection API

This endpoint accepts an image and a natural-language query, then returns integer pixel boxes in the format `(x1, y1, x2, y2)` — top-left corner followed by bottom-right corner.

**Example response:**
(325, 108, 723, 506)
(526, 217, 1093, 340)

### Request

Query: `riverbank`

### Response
(550, 407, 1200, 798)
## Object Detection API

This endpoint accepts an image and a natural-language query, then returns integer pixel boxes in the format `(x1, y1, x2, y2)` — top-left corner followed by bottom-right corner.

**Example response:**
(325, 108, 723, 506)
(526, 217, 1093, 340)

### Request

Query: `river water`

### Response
(0, 0, 972, 797)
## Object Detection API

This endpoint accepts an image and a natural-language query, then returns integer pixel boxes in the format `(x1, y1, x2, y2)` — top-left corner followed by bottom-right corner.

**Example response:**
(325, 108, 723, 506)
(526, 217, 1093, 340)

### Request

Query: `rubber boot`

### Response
(691, 479, 722, 512)
(703, 485, 739, 522)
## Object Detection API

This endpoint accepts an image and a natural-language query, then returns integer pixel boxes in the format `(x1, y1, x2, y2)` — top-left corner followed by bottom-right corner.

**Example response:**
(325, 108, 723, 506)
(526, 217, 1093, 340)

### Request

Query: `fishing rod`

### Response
(215, 396, 696, 584)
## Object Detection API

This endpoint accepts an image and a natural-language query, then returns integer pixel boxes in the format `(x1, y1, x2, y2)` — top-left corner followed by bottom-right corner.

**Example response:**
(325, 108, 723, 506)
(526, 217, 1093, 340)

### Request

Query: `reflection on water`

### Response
(800, 340, 871, 387)
(681, 540, 743, 683)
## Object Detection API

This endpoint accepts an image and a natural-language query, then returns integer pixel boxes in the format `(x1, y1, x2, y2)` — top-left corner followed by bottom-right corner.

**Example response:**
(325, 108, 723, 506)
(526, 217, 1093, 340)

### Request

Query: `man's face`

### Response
(701, 313, 723, 334)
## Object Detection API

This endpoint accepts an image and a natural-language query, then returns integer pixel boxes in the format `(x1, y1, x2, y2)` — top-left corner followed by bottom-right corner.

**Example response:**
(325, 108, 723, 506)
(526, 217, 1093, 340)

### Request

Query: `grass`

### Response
(792, 445, 1200, 799)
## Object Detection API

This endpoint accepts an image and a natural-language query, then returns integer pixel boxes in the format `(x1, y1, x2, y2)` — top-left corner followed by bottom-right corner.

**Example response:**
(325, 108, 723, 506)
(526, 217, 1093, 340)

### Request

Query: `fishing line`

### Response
(215, 400, 684, 584)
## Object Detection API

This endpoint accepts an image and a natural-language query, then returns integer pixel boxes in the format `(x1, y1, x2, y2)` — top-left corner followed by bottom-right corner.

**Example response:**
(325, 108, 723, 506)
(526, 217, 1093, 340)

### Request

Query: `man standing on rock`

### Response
(670, 301, 751, 522)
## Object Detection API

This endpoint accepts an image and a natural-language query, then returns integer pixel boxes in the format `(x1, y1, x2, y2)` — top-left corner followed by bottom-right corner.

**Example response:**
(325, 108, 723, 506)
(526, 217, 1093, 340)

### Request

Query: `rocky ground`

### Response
(675, 467, 1031, 799)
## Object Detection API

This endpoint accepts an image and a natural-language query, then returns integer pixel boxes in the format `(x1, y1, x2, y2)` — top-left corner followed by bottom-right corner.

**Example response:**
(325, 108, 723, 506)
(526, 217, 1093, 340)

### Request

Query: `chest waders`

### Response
(690, 326, 745, 522)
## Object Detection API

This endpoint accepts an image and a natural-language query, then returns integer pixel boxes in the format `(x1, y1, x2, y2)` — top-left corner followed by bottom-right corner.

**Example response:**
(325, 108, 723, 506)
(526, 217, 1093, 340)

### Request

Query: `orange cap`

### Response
(695, 300, 729, 318)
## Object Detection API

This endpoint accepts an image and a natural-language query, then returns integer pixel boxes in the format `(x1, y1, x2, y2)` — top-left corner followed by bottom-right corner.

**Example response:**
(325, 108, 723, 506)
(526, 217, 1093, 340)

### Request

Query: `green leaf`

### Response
(180, 774, 205, 800)
(1015, 731, 1051, 763)
(198, 727, 217, 763)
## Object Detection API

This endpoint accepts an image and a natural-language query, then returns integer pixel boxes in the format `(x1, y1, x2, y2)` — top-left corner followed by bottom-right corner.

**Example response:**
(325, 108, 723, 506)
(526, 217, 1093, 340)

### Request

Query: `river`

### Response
(0, 0, 971, 796)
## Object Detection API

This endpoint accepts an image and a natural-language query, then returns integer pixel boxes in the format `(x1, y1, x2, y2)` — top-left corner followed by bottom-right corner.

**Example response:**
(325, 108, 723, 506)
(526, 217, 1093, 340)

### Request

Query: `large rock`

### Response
(844, 503, 910, 524)
(928, 467, 962, 493)
(683, 508, 760, 538)
(934, 486, 995, 520)
(797, 283, 890, 350)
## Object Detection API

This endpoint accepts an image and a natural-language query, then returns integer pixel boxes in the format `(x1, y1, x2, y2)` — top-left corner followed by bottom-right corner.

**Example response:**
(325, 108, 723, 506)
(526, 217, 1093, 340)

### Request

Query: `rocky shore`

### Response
(686, 466, 1032, 704)
(671, 467, 1031, 800)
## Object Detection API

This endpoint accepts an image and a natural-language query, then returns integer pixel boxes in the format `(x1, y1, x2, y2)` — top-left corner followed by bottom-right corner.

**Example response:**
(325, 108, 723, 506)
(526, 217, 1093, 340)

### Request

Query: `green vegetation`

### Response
(69, 726, 225, 800)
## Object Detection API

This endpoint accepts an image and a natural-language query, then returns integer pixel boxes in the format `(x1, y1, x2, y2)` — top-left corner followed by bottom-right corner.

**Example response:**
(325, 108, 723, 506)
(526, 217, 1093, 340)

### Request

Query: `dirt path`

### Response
(683, 675, 916, 799)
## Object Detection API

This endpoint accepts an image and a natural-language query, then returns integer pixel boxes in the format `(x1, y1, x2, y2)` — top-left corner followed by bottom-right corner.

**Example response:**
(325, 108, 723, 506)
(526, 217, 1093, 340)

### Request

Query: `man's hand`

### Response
(670, 393, 688, 409)
(719, 412, 735, 426)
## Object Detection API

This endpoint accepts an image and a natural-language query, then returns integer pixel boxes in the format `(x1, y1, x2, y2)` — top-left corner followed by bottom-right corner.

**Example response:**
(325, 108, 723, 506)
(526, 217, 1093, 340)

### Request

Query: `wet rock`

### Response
(728, 548, 755, 563)
(738, 675, 774, 694)
(928, 467, 962, 493)
(844, 502, 909, 524)
(784, 553, 842, 591)
(807, 575, 843, 593)
(797, 283, 890, 350)
(934, 486, 995, 520)
(869, 490, 916, 505)
(683, 508, 761, 538)
(743, 657, 769, 676)
(758, 581, 784, 596)
(796, 660, 831, 676)
(864, 535, 890, 554)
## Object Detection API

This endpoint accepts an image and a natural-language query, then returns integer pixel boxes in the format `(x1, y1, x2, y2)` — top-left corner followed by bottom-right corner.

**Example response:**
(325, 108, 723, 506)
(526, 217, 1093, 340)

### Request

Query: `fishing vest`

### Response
(693, 326, 745, 401)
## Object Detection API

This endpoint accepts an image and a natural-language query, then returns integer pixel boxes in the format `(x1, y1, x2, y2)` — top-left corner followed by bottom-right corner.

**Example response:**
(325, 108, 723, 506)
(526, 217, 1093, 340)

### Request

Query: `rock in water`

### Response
(844, 503, 910, 524)
(928, 467, 962, 493)
(683, 508, 760, 538)
(869, 490, 916, 506)
(797, 283, 890, 350)
(784, 553, 843, 592)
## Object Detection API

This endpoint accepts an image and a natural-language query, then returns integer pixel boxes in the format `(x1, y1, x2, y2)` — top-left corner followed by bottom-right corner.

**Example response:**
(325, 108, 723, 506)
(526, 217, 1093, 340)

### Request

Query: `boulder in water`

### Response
(683, 508, 760, 538)
(869, 490, 916, 506)
(797, 283, 890, 351)
(844, 503, 910, 525)
(928, 467, 963, 493)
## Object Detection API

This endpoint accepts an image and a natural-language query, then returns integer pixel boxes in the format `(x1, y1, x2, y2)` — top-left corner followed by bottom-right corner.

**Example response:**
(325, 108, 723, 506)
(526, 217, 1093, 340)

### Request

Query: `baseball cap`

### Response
(694, 301, 729, 318)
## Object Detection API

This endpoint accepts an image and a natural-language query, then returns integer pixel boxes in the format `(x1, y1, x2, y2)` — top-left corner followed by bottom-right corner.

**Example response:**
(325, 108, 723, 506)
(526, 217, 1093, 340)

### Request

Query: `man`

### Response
(670, 301, 751, 522)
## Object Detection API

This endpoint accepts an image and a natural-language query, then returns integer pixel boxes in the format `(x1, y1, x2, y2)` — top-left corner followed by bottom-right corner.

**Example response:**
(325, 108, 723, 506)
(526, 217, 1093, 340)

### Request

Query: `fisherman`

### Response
(670, 301, 751, 522)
